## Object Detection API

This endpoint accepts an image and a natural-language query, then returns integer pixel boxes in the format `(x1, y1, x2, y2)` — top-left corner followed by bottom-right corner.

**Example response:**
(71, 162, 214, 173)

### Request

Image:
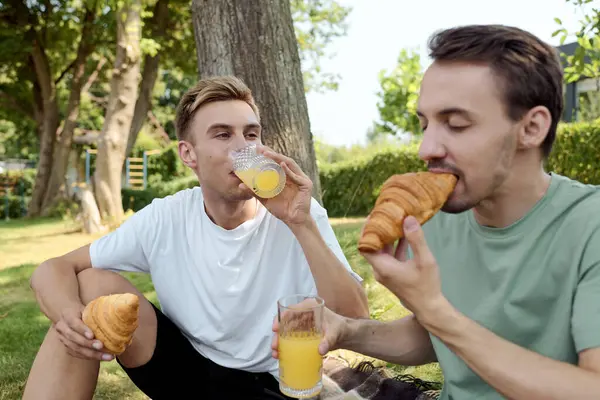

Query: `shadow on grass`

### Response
(0, 216, 66, 229)
(0, 264, 155, 399)
(1, 227, 83, 243)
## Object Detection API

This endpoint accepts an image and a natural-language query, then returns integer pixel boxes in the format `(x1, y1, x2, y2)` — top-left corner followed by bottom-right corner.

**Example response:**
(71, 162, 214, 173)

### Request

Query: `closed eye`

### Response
(448, 125, 469, 132)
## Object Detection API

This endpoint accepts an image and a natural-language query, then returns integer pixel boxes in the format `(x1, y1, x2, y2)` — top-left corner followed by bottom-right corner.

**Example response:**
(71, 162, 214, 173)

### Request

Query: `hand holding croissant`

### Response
(358, 172, 457, 252)
(82, 293, 140, 355)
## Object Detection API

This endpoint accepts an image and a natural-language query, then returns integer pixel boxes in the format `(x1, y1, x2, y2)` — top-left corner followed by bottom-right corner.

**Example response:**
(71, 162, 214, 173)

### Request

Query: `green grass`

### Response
(0, 217, 442, 399)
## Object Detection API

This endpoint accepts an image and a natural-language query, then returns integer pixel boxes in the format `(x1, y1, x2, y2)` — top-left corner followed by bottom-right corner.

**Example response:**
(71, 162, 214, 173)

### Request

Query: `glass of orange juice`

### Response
(230, 144, 286, 198)
(277, 294, 325, 399)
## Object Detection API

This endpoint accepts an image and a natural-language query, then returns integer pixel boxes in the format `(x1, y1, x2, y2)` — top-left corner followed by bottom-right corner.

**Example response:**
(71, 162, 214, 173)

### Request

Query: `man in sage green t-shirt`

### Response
(270, 25, 600, 399)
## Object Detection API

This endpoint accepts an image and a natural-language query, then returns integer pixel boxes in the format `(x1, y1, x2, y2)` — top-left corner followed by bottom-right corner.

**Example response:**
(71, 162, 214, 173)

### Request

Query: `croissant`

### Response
(82, 293, 140, 355)
(358, 172, 457, 252)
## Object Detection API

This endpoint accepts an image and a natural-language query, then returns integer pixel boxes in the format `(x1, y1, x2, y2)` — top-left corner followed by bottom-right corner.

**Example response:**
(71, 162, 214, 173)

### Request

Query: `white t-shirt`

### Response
(89, 186, 362, 377)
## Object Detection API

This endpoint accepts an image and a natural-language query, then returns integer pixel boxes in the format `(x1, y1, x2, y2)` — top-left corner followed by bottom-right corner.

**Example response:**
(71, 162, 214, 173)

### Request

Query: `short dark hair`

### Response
(427, 24, 564, 158)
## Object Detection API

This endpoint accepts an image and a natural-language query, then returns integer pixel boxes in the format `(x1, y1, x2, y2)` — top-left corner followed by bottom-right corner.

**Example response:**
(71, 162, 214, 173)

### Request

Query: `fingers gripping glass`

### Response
(277, 294, 325, 399)
(230, 144, 286, 198)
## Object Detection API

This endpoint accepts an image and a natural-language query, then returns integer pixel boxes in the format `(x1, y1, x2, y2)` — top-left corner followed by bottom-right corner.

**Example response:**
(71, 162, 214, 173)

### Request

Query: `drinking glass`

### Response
(277, 294, 325, 399)
(230, 144, 286, 198)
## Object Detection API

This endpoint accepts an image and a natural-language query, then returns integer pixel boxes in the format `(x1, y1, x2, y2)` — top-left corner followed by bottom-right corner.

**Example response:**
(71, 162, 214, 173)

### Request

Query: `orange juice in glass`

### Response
(231, 144, 286, 198)
(277, 294, 325, 399)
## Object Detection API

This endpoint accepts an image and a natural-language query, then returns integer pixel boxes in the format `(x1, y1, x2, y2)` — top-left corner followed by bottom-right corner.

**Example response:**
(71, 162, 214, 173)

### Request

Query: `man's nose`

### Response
(418, 131, 446, 162)
(232, 134, 250, 151)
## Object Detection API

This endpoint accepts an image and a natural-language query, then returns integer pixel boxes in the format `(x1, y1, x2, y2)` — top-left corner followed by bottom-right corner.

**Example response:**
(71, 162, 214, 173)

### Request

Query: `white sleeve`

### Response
(89, 199, 161, 274)
(310, 199, 364, 283)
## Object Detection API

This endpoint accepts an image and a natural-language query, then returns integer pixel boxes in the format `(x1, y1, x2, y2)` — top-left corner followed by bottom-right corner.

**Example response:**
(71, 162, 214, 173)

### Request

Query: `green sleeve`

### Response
(571, 226, 600, 353)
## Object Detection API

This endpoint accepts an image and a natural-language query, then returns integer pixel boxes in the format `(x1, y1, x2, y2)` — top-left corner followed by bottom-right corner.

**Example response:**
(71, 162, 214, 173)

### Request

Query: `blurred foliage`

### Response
(372, 48, 423, 138)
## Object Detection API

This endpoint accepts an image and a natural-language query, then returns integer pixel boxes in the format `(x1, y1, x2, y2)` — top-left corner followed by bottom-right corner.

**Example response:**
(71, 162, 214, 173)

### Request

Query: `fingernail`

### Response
(102, 353, 113, 361)
(85, 330, 93, 339)
(404, 216, 419, 232)
(318, 344, 327, 355)
(92, 341, 103, 350)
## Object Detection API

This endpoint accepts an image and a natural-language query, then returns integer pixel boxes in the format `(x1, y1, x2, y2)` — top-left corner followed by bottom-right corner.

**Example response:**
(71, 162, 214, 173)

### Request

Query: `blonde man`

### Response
(23, 76, 368, 400)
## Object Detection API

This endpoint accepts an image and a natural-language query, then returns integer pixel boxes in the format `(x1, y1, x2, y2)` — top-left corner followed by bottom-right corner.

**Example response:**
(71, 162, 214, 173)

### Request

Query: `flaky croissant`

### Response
(358, 172, 457, 252)
(82, 293, 140, 355)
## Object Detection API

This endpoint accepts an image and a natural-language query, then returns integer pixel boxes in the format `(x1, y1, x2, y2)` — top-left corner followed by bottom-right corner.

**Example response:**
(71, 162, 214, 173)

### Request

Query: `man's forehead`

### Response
(418, 61, 500, 116)
(193, 100, 259, 128)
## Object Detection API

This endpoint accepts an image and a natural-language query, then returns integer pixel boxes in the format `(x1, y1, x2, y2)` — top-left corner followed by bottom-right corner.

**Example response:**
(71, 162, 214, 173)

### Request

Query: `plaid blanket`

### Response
(317, 355, 442, 400)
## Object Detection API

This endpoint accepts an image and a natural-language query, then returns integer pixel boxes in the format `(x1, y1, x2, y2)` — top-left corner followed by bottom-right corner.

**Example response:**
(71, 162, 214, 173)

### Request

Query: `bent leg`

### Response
(22, 268, 157, 400)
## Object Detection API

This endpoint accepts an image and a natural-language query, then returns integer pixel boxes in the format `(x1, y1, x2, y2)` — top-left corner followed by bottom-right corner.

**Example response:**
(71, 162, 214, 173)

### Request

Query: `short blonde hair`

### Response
(175, 75, 260, 142)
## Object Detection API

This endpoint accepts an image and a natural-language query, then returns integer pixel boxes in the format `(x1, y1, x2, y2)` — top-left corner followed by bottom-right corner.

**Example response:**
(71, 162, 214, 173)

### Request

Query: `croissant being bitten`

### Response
(358, 172, 457, 252)
(82, 293, 140, 355)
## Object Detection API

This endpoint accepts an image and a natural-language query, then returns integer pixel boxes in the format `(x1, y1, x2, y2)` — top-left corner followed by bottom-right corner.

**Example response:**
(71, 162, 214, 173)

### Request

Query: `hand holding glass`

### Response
(230, 144, 286, 198)
(277, 295, 325, 399)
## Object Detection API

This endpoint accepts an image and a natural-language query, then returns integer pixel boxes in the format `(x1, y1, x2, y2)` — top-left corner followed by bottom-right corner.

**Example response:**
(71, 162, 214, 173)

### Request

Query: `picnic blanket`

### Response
(317, 354, 442, 400)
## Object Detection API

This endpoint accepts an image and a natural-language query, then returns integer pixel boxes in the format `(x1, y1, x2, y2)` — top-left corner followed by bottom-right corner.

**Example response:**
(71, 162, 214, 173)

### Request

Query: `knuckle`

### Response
(421, 253, 436, 268)
(54, 320, 65, 334)
(373, 270, 387, 284)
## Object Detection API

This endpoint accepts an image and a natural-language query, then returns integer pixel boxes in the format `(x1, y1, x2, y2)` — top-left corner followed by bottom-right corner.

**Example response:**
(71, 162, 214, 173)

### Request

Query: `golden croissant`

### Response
(358, 172, 457, 252)
(82, 293, 140, 355)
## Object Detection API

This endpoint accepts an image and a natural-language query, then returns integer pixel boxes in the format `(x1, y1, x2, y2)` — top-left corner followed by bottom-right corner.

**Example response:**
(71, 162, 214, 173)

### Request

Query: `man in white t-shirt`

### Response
(23, 75, 369, 400)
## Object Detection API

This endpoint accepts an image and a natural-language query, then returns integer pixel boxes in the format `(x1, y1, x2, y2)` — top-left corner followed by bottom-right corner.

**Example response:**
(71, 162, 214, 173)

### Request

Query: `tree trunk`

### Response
(27, 37, 60, 217)
(191, 0, 322, 203)
(77, 186, 107, 234)
(125, 0, 169, 156)
(41, 7, 96, 215)
(92, 0, 142, 225)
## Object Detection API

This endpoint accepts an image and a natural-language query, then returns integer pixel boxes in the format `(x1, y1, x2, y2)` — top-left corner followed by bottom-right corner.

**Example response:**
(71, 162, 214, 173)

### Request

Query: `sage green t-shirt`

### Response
(420, 173, 600, 400)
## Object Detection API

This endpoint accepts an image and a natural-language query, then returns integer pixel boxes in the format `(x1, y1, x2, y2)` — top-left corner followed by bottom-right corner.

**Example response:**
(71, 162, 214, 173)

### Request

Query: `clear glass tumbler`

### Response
(230, 144, 286, 198)
(277, 294, 325, 399)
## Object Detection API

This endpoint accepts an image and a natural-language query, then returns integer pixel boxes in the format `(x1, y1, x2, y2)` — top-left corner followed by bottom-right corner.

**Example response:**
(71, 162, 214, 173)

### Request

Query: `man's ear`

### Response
(518, 106, 552, 151)
(178, 140, 197, 169)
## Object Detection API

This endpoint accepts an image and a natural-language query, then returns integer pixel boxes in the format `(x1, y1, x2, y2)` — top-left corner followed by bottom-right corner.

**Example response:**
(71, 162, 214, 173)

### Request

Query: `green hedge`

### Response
(122, 175, 200, 212)
(545, 119, 600, 184)
(320, 143, 425, 217)
(0, 169, 35, 219)
(0, 194, 29, 219)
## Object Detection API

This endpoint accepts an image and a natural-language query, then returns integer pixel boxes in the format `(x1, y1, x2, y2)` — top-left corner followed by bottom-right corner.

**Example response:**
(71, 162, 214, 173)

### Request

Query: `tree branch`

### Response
(147, 110, 170, 141)
(55, 58, 78, 85)
(82, 57, 106, 93)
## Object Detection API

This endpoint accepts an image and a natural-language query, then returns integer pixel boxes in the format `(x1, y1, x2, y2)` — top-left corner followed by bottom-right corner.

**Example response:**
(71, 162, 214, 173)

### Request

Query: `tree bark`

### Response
(191, 0, 322, 203)
(125, 0, 169, 157)
(27, 35, 60, 217)
(41, 7, 97, 215)
(92, 0, 142, 224)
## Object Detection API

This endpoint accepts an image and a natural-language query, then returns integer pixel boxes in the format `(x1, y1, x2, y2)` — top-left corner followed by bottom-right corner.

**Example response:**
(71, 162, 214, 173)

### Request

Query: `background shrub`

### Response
(320, 142, 425, 217)
(545, 119, 600, 184)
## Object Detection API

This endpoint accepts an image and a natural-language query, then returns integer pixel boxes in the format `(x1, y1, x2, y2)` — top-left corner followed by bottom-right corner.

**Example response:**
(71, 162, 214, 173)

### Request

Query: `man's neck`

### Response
(202, 189, 258, 230)
(473, 158, 552, 229)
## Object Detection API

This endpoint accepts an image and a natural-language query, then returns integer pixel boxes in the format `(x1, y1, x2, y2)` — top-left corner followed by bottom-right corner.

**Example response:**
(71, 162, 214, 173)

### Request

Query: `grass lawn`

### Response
(0, 216, 442, 399)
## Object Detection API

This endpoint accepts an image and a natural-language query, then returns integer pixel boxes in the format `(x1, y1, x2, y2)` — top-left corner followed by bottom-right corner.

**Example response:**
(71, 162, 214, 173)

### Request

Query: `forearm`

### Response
(30, 259, 84, 323)
(342, 314, 437, 366)
(420, 299, 600, 400)
(290, 218, 369, 319)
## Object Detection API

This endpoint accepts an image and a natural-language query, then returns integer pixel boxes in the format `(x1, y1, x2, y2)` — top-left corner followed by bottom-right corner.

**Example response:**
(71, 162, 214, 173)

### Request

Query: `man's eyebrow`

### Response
(206, 123, 262, 131)
(244, 123, 261, 130)
(207, 123, 234, 132)
(417, 108, 473, 118)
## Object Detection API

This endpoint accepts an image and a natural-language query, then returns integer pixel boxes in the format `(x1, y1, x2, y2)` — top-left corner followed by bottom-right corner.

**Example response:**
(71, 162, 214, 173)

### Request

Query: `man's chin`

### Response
(228, 188, 255, 202)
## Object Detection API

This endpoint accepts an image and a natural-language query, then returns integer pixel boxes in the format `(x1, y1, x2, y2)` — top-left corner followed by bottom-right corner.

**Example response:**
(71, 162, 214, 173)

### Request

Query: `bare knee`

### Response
(76, 268, 157, 368)
(76, 268, 140, 305)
